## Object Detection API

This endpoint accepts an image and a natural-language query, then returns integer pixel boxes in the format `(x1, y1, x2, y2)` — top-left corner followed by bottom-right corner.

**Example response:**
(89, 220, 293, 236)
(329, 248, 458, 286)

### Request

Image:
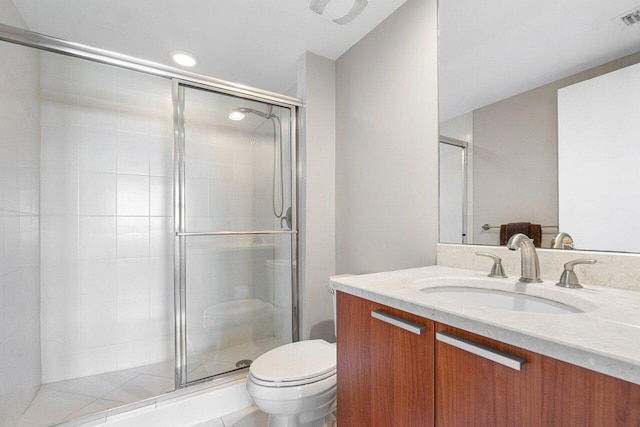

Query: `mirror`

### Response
(438, 0, 640, 252)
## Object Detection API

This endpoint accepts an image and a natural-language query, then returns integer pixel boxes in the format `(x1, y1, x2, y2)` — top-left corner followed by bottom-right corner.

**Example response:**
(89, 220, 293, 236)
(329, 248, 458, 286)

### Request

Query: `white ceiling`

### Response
(11, 0, 407, 94)
(439, 0, 640, 122)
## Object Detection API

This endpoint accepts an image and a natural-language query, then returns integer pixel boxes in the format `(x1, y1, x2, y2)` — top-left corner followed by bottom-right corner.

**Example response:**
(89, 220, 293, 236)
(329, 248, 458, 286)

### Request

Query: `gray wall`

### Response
(0, 0, 41, 424)
(335, 0, 439, 274)
(297, 52, 336, 340)
(472, 51, 640, 246)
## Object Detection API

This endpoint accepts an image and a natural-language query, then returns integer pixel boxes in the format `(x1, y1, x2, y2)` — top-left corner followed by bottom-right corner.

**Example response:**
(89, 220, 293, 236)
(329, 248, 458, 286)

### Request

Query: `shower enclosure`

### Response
(0, 21, 299, 426)
(174, 83, 298, 387)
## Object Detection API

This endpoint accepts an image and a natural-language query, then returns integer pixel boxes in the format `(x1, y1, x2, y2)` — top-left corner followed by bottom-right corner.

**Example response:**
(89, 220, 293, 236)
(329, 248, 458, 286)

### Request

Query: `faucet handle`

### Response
(556, 259, 597, 288)
(475, 252, 508, 278)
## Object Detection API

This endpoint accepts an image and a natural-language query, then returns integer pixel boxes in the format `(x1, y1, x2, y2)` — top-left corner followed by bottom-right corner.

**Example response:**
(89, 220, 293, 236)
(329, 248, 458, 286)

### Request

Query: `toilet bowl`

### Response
(246, 339, 337, 427)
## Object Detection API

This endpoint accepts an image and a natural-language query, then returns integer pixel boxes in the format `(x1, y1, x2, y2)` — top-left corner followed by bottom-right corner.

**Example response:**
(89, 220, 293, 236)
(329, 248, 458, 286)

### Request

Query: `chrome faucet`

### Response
(507, 233, 543, 283)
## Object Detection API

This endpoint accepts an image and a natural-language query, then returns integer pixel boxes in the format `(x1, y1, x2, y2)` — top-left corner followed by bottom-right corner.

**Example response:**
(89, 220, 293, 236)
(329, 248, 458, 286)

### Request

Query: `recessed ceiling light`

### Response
(171, 51, 197, 67)
(228, 111, 245, 121)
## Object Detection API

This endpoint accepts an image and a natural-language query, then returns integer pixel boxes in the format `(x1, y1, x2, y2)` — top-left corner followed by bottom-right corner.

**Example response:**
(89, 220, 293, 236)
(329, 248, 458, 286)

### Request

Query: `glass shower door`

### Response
(173, 82, 297, 386)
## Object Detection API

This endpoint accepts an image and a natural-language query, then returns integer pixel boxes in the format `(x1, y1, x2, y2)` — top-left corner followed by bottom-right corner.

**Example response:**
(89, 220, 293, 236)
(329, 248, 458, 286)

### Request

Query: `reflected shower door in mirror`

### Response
(439, 137, 468, 244)
(175, 84, 297, 386)
(438, 0, 640, 252)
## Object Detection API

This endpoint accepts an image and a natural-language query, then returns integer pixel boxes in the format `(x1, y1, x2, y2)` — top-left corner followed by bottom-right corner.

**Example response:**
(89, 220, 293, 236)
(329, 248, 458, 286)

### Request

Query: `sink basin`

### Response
(419, 279, 583, 314)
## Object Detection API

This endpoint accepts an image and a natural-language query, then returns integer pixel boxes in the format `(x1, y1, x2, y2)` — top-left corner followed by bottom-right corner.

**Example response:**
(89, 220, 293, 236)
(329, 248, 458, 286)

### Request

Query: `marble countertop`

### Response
(330, 265, 640, 385)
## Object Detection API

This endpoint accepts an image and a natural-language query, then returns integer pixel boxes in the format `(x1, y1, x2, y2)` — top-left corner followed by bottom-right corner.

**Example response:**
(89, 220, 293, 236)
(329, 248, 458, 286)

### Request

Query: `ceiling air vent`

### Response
(619, 8, 640, 27)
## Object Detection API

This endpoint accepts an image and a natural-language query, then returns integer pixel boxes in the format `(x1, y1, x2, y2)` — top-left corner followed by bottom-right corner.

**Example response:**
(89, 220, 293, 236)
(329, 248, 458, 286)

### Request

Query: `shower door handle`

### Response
(176, 230, 297, 236)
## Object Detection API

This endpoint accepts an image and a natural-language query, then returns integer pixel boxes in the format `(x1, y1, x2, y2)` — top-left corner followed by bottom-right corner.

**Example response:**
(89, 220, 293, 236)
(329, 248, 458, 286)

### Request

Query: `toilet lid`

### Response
(249, 340, 336, 383)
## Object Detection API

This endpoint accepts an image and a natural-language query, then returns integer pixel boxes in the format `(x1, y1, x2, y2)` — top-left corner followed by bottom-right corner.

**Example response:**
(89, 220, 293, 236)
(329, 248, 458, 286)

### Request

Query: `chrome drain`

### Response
(236, 359, 252, 368)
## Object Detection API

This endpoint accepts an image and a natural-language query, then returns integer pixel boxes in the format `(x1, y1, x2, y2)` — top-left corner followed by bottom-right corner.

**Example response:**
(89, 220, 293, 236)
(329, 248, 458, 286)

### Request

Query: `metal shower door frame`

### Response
(172, 79, 300, 389)
(439, 136, 469, 244)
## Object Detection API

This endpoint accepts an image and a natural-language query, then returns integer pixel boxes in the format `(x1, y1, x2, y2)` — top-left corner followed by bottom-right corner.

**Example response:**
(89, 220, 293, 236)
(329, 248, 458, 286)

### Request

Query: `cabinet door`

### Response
(435, 324, 542, 427)
(436, 323, 640, 426)
(337, 291, 435, 427)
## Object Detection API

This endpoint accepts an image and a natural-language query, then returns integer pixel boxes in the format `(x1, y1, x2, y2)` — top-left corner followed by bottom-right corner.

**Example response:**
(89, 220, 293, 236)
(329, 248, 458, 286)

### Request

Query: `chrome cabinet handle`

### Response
(436, 331, 526, 371)
(371, 310, 426, 335)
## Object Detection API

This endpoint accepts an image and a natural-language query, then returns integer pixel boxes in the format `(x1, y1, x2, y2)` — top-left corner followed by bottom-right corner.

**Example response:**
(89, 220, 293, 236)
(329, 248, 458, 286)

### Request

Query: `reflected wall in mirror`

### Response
(438, 0, 640, 252)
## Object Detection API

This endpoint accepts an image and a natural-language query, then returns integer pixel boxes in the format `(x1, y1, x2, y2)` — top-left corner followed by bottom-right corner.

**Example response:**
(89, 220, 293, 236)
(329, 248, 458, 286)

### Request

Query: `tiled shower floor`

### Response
(18, 361, 175, 426)
(17, 337, 286, 426)
(187, 337, 285, 382)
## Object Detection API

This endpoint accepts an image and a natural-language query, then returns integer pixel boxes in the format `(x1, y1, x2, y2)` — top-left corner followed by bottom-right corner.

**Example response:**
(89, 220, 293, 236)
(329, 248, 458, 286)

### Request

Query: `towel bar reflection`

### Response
(481, 224, 558, 231)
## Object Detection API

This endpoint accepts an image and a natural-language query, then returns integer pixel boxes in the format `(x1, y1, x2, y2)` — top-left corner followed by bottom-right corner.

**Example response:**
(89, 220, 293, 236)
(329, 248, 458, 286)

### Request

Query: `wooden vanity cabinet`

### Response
(435, 324, 640, 426)
(336, 291, 435, 426)
(337, 291, 640, 426)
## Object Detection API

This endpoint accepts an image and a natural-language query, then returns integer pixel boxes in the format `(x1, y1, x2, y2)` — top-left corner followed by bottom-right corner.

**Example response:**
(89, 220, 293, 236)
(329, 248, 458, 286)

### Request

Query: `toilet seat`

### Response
(249, 368, 336, 388)
(249, 340, 336, 387)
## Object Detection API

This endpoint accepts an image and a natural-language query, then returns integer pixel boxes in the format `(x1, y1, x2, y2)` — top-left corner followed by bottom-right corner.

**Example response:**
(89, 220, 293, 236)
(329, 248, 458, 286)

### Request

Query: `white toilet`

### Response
(246, 339, 337, 427)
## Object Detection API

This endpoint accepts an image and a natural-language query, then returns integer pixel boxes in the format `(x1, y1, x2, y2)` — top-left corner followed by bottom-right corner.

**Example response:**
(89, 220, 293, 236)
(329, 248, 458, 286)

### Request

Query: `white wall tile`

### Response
(41, 91, 78, 127)
(41, 216, 78, 264)
(40, 122, 78, 170)
(76, 302, 118, 350)
(19, 167, 39, 215)
(2, 214, 20, 275)
(77, 259, 118, 304)
(40, 263, 78, 311)
(149, 257, 173, 297)
(185, 178, 209, 218)
(117, 174, 149, 216)
(150, 217, 172, 258)
(117, 88, 149, 134)
(149, 137, 173, 177)
(148, 93, 173, 138)
(80, 172, 116, 216)
(0, 23, 41, 422)
(38, 54, 177, 384)
(116, 341, 150, 370)
(79, 216, 116, 260)
(118, 132, 149, 175)
(150, 177, 172, 217)
(79, 60, 118, 101)
(0, 164, 20, 212)
(117, 258, 149, 301)
(79, 126, 118, 173)
(116, 68, 154, 92)
(117, 298, 150, 343)
(117, 217, 149, 259)
(78, 95, 119, 130)
(40, 51, 78, 95)
(41, 169, 78, 216)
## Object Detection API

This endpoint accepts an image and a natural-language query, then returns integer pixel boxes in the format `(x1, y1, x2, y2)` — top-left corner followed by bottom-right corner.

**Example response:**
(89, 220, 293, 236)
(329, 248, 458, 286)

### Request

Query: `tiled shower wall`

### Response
(39, 53, 175, 383)
(0, 2, 41, 425)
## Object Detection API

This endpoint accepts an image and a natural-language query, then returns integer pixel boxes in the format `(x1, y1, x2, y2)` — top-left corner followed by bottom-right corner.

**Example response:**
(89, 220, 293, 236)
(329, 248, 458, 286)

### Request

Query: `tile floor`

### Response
(18, 361, 175, 427)
(193, 406, 337, 427)
(17, 336, 287, 427)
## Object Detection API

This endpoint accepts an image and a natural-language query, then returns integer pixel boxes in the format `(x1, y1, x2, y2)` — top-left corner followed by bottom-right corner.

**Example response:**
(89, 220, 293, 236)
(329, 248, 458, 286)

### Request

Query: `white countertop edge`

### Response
(330, 274, 640, 386)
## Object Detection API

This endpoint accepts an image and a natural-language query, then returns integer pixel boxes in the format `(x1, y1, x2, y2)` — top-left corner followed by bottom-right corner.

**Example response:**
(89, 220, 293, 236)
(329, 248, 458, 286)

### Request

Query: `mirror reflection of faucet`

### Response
(551, 232, 574, 249)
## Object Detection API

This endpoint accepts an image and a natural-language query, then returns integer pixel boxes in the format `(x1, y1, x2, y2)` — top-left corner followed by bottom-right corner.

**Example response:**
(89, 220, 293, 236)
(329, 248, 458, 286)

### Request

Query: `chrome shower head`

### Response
(232, 107, 273, 119)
